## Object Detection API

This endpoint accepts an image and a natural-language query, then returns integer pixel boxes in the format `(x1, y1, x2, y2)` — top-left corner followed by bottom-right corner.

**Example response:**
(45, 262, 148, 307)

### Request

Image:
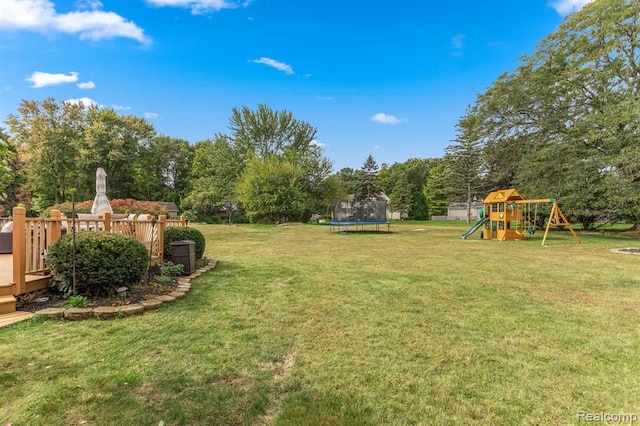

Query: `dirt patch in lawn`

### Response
(610, 247, 640, 255)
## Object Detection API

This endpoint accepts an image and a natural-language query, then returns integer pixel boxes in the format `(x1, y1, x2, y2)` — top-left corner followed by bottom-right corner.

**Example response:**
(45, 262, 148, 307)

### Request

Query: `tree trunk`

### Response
(466, 182, 472, 223)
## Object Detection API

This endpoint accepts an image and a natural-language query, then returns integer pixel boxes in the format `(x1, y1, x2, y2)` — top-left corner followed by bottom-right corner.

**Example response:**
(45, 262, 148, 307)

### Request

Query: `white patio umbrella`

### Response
(90, 167, 113, 215)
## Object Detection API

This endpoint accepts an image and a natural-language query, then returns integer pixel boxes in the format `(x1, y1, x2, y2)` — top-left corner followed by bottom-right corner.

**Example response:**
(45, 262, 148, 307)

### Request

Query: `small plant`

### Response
(63, 295, 88, 309)
(154, 275, 173, 284)
(160, 262, 185, 277)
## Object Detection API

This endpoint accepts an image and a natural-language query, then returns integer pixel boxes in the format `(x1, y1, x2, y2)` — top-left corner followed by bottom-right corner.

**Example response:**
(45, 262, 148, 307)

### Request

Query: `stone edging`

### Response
(610, 248, 640, 255)
(34, 259, 217, 321)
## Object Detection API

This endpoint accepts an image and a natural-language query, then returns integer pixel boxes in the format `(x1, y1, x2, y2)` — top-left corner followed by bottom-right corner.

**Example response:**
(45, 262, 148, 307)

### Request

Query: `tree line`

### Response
(0, 97, 453, 222)
(2, 1, 639, 226)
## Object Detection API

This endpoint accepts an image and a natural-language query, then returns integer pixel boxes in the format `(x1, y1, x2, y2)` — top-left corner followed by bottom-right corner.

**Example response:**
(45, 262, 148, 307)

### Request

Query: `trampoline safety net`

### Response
(332, 199, 388, 223)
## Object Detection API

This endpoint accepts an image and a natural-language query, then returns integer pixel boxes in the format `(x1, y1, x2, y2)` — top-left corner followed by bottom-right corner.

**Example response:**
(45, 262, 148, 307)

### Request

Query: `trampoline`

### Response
(330, 199, 390, 232)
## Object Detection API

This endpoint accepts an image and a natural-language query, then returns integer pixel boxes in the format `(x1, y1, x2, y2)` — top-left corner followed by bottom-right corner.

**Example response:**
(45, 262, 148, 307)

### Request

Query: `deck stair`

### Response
(0, 283, 16, 314)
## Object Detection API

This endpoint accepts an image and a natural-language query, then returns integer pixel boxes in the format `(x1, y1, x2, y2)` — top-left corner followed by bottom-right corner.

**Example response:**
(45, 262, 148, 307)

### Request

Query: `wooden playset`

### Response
(461, 189, 581, 245)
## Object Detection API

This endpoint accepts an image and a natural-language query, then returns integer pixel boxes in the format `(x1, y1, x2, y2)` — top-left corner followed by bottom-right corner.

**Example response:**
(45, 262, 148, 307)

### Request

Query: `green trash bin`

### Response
(171, 240, 196, 275)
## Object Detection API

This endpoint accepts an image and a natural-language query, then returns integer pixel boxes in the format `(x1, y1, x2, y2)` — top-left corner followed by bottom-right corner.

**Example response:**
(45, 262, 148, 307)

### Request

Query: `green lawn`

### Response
(2, 222, 640, 425)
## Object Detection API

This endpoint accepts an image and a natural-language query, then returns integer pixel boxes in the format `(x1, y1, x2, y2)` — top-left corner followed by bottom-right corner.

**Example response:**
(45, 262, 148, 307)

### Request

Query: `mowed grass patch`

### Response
(1, 222, 640, 424)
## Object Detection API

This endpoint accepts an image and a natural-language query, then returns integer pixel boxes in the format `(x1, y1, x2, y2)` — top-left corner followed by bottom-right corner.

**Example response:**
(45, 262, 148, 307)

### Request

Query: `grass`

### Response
(2, 221, 640, 425)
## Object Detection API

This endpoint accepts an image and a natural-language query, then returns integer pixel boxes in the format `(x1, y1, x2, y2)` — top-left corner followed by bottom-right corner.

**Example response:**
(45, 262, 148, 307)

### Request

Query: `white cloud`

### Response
(77, 81, 95, 89)
(315, 96, 333, 101)
(4, 85, 13, 91)
(450, 34, 464, 56)
(251, 57, 294, 75)
(144, 112, 159, 119)
(451, 34, 464, 49)
(310, 139, 326, 149)
(145, 0, 245, 15)
(112, 104, 131, 110)
(65, 97, 99, 107)
(549, 0, 595, 16)
(75, 0, 103, 10)
(0, 0, 149, 44)
(27, 71, 78, 88)
(371, 112, 407, 125)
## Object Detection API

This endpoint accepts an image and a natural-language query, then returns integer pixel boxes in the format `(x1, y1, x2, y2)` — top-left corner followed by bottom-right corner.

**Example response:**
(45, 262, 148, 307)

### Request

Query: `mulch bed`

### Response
(16, 267, 182, 313)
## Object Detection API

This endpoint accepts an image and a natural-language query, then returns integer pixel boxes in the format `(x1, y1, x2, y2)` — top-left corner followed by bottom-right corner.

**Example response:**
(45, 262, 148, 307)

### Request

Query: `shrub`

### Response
(47, 232, 149, 297)
(163, 226, 206, 262)
(42, 200, 93, 218)
(43, 199, 169, 218)
(160, 261, 185, 277)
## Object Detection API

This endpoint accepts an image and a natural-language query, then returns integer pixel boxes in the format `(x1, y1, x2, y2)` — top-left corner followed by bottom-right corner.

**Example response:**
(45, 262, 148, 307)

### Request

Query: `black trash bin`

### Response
(171, 240, 196, 275)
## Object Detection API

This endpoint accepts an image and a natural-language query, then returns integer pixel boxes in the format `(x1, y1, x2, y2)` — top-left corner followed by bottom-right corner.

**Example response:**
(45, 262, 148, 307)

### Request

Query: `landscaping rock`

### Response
(156, 295, 176, 302)
(141, 299, 163, 310)
(35, 308, 65, 319)
(168, 291, 186, 299)
(64, 308, 94, 320)
(93, 306, 119, 319)
(118, 304, 145, 316)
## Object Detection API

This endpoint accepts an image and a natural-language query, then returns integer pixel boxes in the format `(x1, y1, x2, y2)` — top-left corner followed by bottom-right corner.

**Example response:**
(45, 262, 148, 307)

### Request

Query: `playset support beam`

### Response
(541, 202, 581, 246)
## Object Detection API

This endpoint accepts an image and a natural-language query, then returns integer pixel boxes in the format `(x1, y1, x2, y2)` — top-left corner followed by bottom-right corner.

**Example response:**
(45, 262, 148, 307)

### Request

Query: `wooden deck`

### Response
(0, 253, 47, 328)
(0, 253, 51, 293)
(0, 254, 12, 287)
(0, 311, 34, 328)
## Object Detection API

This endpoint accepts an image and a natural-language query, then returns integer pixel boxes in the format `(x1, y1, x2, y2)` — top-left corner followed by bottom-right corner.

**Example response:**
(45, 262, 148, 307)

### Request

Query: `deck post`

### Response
(157, 215, 166, 263)
(102, 212, 112, 232)
(11, 207, 26, 295)
(49, 210, 62, 245)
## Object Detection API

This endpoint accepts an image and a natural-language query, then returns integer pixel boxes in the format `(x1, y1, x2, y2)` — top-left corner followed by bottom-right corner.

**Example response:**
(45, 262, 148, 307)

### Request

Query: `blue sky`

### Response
(0, 0, 594, 171)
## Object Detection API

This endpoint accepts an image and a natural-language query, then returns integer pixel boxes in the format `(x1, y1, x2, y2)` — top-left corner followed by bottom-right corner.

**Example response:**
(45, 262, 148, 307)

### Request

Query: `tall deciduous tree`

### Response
(236, 155, 307, 223)
(334, 167, 361, 196)
(81, 108, 156, 200)
(467, 0, 640, 228)
(0, 128, 14, 202)
(228, 105, 334, 222)
(6, 98, 85, 207)
(137, 135, 193, 204)
(182, 136, 242, 222)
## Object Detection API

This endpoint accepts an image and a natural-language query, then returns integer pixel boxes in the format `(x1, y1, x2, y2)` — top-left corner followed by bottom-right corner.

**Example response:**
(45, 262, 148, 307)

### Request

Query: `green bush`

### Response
(163, 226, 206, 262)
(159, 261, 184, 277)
(47, 232, 149, 297)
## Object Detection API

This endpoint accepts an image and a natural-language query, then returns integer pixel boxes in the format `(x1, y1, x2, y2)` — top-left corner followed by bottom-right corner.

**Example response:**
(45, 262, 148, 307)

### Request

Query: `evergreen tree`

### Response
(356, 155, 382, 199)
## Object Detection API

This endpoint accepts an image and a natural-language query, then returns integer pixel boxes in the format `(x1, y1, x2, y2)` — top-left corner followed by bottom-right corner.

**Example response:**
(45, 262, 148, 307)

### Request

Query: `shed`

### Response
(155, 202, 179, 219)
(447, 202, 484, 221)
